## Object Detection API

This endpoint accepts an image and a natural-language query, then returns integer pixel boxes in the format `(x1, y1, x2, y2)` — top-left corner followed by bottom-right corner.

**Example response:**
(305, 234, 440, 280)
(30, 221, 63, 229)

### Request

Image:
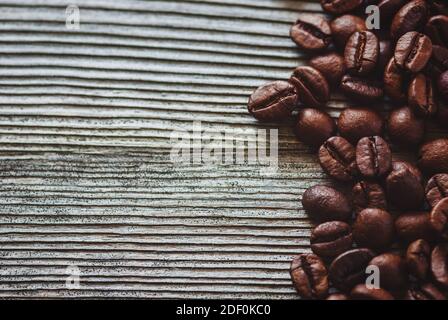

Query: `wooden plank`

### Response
(0, 0, 445, 300)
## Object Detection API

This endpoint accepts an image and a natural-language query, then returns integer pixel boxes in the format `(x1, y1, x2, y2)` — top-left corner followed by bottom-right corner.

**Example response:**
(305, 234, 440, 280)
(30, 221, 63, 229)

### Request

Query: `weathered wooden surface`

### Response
(0, 0, 444, 300)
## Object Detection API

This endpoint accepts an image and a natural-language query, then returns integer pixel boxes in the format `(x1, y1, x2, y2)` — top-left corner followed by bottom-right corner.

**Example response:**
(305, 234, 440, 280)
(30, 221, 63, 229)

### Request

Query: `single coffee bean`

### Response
(378, 0, 408, 28)
(425, 45, 448, 80)
(340, 74, 383, 102)
(290, 14, 332, 51)
(368, 253, 408, 290)
(321, 0, 363, 15)
(394, 32, 433, 73)
(425, 15, 448, 47)
(429, 197, 448, 239)
(338, 107, 383, 144)
(384, 58, 408, 104)
(429, 0, 448, 15)
(406, 239, 431, 280)
(405, 283, 446, 300)
(352, 181, 387, 215)
(387, 106, 425, 147)
(318, 136, 358, 182)
(302, 185, 352, 222)
(418, 138, 448, 175)
(247, 81, 298, 122)
(392, 160, 423, 184)
(290, 66, 330, 107)
(296, 108, 336, 148)
(356, 136, 392, 179)
(290, 253, 329, 299)
(326, 293, 349, 300)
(353, 208, 394, 249)
(409, 73, 437, 117)
(311, 221, 353, 259)
(330, 14, 366, 49)
(350, 284, 394, 300)
(426, 174, 448, 208)
(386, 161, 424, 210)
(395, 211, 436, 243)
(345, 31, 379, 76)
(390, 0, 428, 40)
(309, 52, 346, 86)
(438, 70, 448, 102)
(329, 248, 375, 292)
(431, 243, 448, 288)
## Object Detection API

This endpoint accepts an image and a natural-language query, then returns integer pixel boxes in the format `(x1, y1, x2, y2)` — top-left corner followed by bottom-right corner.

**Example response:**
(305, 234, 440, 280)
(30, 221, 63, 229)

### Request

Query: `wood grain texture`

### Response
(0, 0, 445, 300)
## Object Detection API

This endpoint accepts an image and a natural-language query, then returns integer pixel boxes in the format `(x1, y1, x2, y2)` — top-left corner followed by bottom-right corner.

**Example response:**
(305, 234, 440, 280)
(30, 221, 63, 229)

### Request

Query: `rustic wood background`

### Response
(0, 0, 445, 300)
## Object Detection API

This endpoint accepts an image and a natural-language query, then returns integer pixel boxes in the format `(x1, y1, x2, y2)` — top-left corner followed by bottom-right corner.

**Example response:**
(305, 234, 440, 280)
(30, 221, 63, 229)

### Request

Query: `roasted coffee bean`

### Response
(338, 107, 384, 144)
(302, 185, 352, 222)
(368, 253, 408, 290)
(290, 66, 330, 107)
(395, 211, 436, 243)
(429, 197, 448, 239)
(406, 239, 431, 280)
(309, 53, 346, 86)
(392, 160, 423, 184)
(329, 248, 375, 291)
(352, 181, 387, 215)
(321, 0, 363, 15)
(296, 108, 336, 148)
(311, 221, 353, 259)
(290, 253, 329, 299)
(394, 32, 433, 73)
(418, 138, 448, 175)
(390, 0, 428, 40)
(439, 70, 448, 102)
(430, 0, 448, 15)
(356, 136, 392, 179)
(386, 161, 424, 210)
(330, 14, 366, 49)
(405, 283, 446, 300)
(425, 45, 448, 80)
(290, 14, 332, 51)
(248, 81, 298, 122)
(350, 284, 394, 300)
(387, 106, 425, 147)
(425, 15, 448, 47)
(326, 293, 349, 300)
(426, 174, 448, 208)
(345, 31, 379, 76)
(318, 136, 358, 182)
(378, 0, 408, 28)
(431, 243, 448, 288)
(340, 74, 383, 102)
(409, 73, 437, 117)
(353, 208, 394, 249)
(384, 58, 408, 104)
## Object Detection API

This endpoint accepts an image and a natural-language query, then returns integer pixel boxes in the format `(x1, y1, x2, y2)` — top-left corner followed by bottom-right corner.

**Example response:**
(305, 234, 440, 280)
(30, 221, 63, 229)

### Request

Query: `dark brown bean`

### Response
(321, 0, 363, 15)
(290, 66, 330, 107)
(394, 32, 433, 73)
(395, 211, 436, 243)
(340, 74, 384, 102)
(330, 14, 366, 49)
(425, 15, 448, 47)
(248, 81, 298, 122)
(350, 284, 394, 300)
(409, 73, 437, 118)
(290, 253, 329, 299)
(318, 136, 358, 182)
(405, 283, 446, 300)
(368, 253, 408, 290)
(429, 197, 448, 239)
(338, 107, 384, 144)
(431, 243, 448, 288)
(390, 0, 429, 40)
(378, 0, 408, 28)
(296, 108, 336, 148)
(384, 58, 408, 104)
(290, 14, 332, 51)
(406, 239, 431, 280)
(352, 181, 387, 215)
(356, 136, 392, 179)
(387, 106, 425, 147)
(310, 221, 353, 259)
(302, 185, 352, 222)
(418, 138, 448, 175)
(353, 208, 394, 249)
(345, 31, 379, 76)
(425, 45, 448, 80)
(426, 174, 448, 208)
(309, 52, 346, 86)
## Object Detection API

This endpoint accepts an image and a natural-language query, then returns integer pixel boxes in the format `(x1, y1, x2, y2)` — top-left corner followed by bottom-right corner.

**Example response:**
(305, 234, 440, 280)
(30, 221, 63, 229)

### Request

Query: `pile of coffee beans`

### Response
(247, 0, 448, 300)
